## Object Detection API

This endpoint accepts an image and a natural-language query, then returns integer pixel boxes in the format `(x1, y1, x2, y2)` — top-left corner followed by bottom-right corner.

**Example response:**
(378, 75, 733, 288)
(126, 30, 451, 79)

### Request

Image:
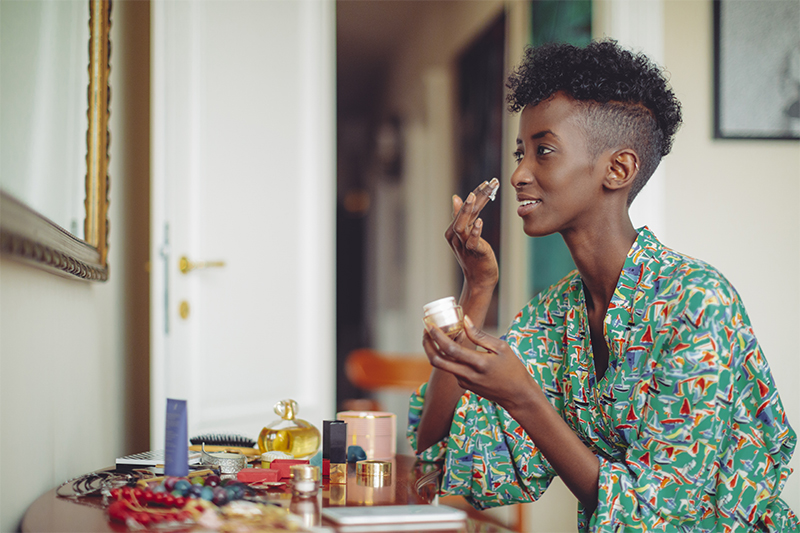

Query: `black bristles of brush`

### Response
(189, 433, 256, 448)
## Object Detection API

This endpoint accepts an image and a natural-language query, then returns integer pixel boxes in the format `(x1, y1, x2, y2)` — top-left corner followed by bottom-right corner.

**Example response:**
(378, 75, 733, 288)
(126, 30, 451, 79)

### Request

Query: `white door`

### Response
(149, 0, 336, 448)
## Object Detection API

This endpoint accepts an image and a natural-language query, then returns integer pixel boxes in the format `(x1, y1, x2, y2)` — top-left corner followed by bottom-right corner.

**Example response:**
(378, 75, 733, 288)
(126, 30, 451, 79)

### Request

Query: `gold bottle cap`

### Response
(356, 460, 391, 477)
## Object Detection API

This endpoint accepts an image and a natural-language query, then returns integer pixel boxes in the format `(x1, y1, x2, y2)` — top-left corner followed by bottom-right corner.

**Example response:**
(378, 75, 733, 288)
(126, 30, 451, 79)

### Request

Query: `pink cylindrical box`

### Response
(336, 411, 396, 460)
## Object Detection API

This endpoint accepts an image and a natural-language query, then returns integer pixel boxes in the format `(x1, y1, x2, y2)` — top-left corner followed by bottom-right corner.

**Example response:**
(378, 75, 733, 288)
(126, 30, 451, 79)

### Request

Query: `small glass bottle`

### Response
(258, 399, 321, 458)
(423, 297, 464, 338)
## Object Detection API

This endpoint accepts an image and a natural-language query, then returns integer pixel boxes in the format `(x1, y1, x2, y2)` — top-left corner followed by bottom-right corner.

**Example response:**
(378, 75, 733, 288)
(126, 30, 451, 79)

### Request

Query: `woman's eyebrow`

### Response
(531, 129, 558, 140)
(516, 130, 559, 144)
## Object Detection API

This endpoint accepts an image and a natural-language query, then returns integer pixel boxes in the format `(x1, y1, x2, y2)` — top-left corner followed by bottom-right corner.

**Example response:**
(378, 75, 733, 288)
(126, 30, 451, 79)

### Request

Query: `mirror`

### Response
(0, 0, 110, 281)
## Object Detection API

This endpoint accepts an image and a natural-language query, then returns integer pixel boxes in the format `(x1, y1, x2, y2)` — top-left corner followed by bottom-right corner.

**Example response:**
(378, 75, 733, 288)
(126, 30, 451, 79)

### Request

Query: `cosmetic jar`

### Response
(336, 411, 396, 460)
(423, 297, 464, 338)
(356, 460, 392, 487)
(290, 464, 320, 497)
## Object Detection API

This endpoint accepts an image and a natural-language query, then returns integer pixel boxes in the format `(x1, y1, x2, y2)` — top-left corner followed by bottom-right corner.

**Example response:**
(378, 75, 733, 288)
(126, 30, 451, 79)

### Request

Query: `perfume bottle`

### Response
(423, 297, 464, 338)
(258, 399, 321, 458)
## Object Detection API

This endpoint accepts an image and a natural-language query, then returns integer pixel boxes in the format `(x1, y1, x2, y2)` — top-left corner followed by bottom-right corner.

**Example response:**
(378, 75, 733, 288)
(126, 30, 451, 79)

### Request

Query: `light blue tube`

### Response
(165, 398, 188, 477)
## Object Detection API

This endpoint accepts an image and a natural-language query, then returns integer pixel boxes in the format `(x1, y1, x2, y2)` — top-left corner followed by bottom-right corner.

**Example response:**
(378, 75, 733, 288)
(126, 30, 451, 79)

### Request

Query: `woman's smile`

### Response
(516, 196, 541, 217)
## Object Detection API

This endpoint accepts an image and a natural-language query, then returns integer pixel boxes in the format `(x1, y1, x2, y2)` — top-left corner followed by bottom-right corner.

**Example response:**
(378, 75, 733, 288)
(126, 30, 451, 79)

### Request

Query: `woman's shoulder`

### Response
(648, 244, 745, 315)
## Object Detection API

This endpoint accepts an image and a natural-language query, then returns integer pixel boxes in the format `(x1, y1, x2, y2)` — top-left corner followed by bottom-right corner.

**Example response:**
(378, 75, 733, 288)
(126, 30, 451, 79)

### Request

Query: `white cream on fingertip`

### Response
(488, 178, 499, 201)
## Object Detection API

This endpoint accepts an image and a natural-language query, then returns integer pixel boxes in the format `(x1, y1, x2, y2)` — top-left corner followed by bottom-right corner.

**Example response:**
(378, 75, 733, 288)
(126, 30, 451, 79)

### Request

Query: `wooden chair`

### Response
(344, 348, 433, 392)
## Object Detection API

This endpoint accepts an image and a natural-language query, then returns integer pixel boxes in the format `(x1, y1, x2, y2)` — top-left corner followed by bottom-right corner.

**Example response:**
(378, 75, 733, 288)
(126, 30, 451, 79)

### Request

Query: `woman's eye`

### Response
(536, 145, 553, 156)
(513, 151, 523, 163)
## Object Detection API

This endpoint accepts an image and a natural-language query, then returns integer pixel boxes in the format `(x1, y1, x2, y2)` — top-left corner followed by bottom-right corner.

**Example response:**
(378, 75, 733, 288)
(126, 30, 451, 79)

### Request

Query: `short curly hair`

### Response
(506, 40, 682, 204)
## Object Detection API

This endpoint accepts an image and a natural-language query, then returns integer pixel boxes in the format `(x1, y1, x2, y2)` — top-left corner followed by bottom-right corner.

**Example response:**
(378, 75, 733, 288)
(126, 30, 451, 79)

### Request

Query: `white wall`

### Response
(664, 0, 800, 510)
(0, 2, 151, 530)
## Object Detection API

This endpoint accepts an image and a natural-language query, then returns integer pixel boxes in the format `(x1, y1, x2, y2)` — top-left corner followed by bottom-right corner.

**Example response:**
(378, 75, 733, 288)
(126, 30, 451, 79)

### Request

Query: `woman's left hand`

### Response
(422, 315, 535, 411)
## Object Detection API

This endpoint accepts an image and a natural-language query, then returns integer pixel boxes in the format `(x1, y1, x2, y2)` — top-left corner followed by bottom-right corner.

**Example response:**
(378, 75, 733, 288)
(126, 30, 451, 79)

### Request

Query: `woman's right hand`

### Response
(446, 178, 500, 291)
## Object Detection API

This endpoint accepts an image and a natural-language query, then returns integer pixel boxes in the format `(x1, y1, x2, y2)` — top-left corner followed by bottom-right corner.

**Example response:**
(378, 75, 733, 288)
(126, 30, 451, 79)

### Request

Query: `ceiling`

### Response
(336, 0, 424, 114)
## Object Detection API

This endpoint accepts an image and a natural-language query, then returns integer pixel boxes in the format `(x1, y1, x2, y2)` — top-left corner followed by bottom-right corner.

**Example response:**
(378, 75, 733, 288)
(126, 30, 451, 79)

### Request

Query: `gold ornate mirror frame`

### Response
(0, 0, 111, 281)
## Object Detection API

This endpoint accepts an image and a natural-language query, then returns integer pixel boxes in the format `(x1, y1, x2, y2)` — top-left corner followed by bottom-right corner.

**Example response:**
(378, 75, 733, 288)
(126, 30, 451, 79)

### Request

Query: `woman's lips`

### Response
(517, 199, 541, 217)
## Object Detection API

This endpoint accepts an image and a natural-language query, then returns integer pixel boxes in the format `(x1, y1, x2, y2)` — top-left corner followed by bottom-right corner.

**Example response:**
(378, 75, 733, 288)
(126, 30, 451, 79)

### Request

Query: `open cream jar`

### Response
(423, 297, 464, 338)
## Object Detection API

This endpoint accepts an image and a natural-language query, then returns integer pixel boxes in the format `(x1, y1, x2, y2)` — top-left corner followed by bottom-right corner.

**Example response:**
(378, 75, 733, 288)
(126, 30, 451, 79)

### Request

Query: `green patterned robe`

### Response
(408, 227, 797, 532)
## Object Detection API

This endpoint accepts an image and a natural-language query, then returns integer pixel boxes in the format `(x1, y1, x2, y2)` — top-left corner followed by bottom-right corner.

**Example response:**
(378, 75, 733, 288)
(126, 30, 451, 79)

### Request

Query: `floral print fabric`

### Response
(408, 227, 797, 532)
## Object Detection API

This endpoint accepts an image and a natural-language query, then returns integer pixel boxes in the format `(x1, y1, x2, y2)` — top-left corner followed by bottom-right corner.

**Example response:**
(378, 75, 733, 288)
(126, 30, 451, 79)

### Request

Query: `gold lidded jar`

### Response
(291, 464, 320, 498)
(423, 297, 464, 338)
(258, 399, 321, 458)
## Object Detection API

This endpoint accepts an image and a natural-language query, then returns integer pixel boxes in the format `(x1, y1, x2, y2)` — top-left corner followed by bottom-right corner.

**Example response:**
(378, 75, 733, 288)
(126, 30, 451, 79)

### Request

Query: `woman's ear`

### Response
(603, 149, 639, 191)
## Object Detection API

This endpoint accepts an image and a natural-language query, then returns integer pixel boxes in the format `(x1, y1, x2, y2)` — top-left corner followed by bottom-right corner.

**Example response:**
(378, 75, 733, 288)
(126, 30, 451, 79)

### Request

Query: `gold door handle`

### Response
(179, 255, 226, 274)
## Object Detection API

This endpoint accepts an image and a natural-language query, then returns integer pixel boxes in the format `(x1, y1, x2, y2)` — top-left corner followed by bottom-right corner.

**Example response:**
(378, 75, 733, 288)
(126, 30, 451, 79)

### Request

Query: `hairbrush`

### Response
(188, 433, 260, 456)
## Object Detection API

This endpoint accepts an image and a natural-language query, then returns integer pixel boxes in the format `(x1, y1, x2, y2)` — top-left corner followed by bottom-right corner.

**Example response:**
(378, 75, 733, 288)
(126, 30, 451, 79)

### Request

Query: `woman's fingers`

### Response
(422, 330, 475, 378)
(462, 315, 502, 354)
(464, 218, 483, 251)
(451, 194, 463, 219)
(451, 192, 476, 236)
(451, 179, 498, 240)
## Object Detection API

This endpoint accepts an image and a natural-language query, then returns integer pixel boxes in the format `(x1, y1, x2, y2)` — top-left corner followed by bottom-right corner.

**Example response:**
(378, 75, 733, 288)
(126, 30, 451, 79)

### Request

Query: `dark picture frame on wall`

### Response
(713, 0, 800, 140)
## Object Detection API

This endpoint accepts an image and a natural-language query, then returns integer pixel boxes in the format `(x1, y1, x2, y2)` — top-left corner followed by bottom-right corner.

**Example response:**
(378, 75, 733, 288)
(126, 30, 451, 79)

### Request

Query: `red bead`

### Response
(135, 512, 152, 526)
(107, 501, 129, 522)
(164, 494, 176, 507)
(204, 475, 221, 487)
(174, 496, 187, 508)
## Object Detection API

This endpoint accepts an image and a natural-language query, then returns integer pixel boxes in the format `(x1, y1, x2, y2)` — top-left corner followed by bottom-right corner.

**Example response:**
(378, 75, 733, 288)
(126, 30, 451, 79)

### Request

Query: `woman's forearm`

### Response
(416, 283, 495, 453)
(415, 368, 465, 452)
(505, 382, 600, 511)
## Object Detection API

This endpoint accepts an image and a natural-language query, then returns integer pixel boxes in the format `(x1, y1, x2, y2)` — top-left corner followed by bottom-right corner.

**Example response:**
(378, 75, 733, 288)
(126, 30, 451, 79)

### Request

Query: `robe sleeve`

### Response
(407, 303, 561, 510)
(586, 283, 797, 531)
(407, 382, 448, 463)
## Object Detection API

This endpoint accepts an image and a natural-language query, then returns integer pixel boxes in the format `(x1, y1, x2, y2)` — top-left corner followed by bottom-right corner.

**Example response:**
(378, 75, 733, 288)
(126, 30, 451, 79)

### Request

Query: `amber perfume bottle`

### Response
(258, 399, 321, 458)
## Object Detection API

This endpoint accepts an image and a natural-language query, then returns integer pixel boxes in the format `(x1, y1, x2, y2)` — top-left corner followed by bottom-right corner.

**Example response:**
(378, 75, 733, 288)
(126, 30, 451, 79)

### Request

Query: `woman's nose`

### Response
(510, 161, 533, 189)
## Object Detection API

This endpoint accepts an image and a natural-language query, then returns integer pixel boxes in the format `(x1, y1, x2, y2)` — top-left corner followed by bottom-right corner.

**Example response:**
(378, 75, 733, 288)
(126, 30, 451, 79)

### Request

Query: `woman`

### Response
(408, 40, 797, 532)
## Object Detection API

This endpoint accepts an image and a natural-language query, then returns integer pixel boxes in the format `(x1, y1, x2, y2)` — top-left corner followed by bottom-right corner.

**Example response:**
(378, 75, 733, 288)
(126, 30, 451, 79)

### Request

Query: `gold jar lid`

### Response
(291, 464, 319, 481)
(356, 460, 391, 477)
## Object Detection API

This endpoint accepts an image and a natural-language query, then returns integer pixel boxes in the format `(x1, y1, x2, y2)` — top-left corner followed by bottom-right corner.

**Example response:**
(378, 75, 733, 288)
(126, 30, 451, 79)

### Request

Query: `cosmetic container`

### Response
(356, 460, 392, 487)
(327, 421, 347, 484)
(423, 297, 464, 338)
(291, 464, 320, 497)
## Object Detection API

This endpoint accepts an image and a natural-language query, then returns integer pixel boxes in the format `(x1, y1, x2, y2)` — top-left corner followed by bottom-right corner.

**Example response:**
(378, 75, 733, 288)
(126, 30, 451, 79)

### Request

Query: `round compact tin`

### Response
(200, 450, 247, 474)
(356, 460, 392, 487)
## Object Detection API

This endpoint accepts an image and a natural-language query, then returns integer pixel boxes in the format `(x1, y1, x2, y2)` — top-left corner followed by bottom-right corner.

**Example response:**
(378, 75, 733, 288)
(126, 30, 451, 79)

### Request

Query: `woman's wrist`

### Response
(459, 280, 496, 308)
(499, 373, 541, 416)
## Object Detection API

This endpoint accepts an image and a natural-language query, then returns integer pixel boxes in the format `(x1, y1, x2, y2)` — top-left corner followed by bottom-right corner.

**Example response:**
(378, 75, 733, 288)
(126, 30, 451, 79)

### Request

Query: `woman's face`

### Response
(511, 92, 607, 238)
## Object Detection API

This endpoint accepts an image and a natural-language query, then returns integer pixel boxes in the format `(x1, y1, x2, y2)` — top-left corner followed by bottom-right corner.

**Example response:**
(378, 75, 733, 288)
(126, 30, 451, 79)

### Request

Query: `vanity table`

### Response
(21, 455, 516, 532)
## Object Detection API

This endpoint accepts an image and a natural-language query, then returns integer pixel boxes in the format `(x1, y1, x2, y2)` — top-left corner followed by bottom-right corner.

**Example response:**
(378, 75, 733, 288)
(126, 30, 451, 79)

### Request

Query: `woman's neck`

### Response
(562, 216, 638, 314)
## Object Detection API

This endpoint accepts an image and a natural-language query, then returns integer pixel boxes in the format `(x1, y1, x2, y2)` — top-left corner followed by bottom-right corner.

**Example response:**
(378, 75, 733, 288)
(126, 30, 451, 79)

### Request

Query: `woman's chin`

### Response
(522, 222, 555, 238)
